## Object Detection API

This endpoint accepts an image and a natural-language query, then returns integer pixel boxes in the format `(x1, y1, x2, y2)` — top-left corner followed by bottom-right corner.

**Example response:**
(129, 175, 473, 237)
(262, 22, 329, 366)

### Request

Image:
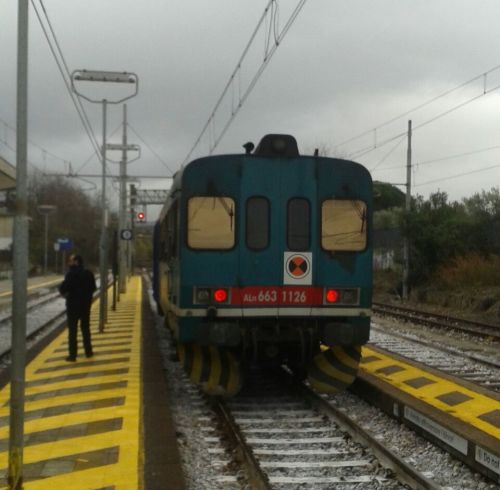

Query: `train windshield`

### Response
(321, 199, 367, 251)
(187, 196, 235, 249)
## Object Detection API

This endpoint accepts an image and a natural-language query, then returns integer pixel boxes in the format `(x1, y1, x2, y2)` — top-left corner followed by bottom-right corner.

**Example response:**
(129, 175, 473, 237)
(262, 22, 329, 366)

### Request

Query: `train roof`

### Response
(158, 134, 371, 222)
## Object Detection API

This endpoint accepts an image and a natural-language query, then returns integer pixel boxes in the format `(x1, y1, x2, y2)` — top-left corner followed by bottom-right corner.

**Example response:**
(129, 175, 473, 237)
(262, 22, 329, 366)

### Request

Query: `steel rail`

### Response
(211, 398, 273, 490)
(371, 324, 500, 373)
(287, 375, 442, 490)
(373, 302, 500, 340)
(210, 368, 442, 490)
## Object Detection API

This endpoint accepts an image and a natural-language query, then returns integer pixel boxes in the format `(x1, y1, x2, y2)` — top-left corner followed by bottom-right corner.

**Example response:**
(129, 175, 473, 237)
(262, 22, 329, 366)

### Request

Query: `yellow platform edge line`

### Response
(361, 346, 500, 438)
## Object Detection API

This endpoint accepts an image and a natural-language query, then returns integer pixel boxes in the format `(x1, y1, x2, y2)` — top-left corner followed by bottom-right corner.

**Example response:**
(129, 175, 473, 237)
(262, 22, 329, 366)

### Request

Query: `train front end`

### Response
(156, 134, 372, 396)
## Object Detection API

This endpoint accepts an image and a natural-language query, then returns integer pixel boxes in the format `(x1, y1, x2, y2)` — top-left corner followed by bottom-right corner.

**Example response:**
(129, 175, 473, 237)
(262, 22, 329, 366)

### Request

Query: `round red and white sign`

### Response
(286, 254, 310, 279)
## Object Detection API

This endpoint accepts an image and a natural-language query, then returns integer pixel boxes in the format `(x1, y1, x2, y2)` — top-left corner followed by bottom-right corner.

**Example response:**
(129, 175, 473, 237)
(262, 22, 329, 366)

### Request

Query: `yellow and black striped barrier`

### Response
(308, 345, 362, 394)
(177, 343, 241, 397)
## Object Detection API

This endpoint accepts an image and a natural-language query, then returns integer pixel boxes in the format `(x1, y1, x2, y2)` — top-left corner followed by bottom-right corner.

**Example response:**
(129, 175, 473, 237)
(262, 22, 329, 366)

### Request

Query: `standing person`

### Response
(59, 254, 96, 361)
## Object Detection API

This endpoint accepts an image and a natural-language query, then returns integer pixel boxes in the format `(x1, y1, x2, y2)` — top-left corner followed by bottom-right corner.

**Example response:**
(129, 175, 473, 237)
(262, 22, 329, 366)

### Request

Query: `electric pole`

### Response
(9, 0, 29, 487)
(119, 105, 128, 293)
(402, 120, 412, 301)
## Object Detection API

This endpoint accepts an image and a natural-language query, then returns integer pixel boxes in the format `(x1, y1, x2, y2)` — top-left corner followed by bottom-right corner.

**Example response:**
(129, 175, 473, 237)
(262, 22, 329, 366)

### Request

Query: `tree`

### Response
(374, 207, 403, 229)
(463, 187, 500, 218)
(373, 181, 405, 212)
(28, 173, 102, 272)
(401, 191, 472, 284)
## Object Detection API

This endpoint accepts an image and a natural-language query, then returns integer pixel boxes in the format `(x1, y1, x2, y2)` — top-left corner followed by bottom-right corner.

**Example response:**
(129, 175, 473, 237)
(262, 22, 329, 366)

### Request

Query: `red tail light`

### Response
(214, 289, 228, 303)
(325, 289, 339, 303)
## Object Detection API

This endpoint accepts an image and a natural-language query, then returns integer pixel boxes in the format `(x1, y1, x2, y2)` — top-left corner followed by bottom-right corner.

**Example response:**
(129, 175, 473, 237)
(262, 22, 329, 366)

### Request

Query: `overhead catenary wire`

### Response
(414, 162, 500, 188)
(346, 78, 500, 162)
(210, 0, 307, 157)
(368, 135, 406, 172)
(336, 64, 500, 150)
(182, 0, 307, 166)
(0, 117, 70, 169)
(4, 3, 496, 198)
(127, 124, 175, 175)
(31, 0, 101, 162)
(3, 0, 128, 183)
(373, 145, 500, 173)
(0, 4, 99, 184)
(0, 121, 64, 174)
(75, 123, 123, 174)
(346, 69, 500, 196)
(182, 1, 276, 165)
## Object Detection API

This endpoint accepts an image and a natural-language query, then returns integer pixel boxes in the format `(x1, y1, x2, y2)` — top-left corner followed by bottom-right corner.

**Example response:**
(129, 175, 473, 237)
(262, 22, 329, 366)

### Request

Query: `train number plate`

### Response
(230, 286, 323, 306)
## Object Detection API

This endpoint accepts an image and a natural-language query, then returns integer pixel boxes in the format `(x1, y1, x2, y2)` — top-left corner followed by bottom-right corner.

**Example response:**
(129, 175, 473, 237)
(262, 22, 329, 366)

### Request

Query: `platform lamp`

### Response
(37, 204, 57, 275)
(71, 70, 138, 332)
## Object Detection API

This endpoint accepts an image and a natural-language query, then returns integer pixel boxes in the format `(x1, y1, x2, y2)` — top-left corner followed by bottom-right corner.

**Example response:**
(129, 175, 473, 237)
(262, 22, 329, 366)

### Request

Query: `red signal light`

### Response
(213, 288, 228, 303)
(325, 289, 339, 303)
(137, 211, 145, 221)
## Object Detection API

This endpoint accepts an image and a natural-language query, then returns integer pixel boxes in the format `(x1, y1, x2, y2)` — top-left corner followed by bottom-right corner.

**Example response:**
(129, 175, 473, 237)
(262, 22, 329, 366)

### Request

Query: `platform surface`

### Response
(0, 276, 143, 489)
(361, 345, 500, 438)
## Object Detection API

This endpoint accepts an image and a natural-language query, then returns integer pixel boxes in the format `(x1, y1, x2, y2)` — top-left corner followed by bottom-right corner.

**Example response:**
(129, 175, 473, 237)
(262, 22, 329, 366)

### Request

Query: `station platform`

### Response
(0, 275, 62, 310)
(0, 275, 62, 296)
(0, 276, 185, 489)
(357, 345, 500, 483)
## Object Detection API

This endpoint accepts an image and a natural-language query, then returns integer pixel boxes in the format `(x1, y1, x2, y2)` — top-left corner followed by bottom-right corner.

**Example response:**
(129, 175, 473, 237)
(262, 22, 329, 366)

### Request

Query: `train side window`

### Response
(187, 196, 235, 250)
(287, 198, 310, 250)
(159, 219, 168, 260)
(166, 201, 178, 258)
(321, 199, 367, 251)
(246, 197, 269, 250)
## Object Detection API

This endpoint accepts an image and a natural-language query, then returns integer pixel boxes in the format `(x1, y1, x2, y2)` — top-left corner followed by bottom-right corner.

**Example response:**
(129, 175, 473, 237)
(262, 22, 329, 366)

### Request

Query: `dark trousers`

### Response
(67, 305, 93, 359)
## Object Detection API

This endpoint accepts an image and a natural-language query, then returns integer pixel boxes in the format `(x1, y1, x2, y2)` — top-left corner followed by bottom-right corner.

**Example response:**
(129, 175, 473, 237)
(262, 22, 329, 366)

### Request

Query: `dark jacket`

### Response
(59, 265, 96, 311)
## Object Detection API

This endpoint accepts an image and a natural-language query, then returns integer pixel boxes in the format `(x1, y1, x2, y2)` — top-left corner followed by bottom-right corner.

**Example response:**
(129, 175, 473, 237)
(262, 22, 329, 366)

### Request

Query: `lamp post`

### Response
(37, 204, 56, 275)
(71, 70, 138, 332)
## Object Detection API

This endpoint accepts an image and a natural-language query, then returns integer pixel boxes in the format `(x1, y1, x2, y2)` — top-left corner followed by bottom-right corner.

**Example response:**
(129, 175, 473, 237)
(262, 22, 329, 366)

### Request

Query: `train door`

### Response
(279, 159, 317, 309)
(238, 158, 317, 310)
(159, 200, 179, 327)
(238, 160, 282, 310)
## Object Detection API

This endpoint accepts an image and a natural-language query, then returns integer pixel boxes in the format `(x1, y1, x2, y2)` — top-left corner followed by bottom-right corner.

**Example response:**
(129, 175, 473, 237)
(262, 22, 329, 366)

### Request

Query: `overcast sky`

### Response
(1, 0, 500, 216)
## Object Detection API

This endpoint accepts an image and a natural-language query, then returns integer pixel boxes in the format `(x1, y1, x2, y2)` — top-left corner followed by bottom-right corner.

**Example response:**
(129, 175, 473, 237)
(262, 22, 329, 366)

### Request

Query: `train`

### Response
(153, 134, 372, 396)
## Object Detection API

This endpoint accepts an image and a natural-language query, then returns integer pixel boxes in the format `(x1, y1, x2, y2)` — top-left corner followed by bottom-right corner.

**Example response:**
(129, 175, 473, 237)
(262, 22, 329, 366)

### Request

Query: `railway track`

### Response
(0, 294, 67, 363)
(146, 280, 499, 488)
(167, 354, 499, 489)
(202, 371, 440, 489)
(0, 278, 107, 366)
(373, 301, 500, 341)
(370, 326, 500, 391)
(0, 289, 61, 324)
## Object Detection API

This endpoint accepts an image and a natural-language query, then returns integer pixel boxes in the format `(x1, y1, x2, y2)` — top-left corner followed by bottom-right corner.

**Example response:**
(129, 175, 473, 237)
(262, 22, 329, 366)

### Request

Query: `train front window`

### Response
(287, 198, 310, 250)
(321, 199, 367, 251)
(187, 196, 235, 249)
(246, 197, 269, 250)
